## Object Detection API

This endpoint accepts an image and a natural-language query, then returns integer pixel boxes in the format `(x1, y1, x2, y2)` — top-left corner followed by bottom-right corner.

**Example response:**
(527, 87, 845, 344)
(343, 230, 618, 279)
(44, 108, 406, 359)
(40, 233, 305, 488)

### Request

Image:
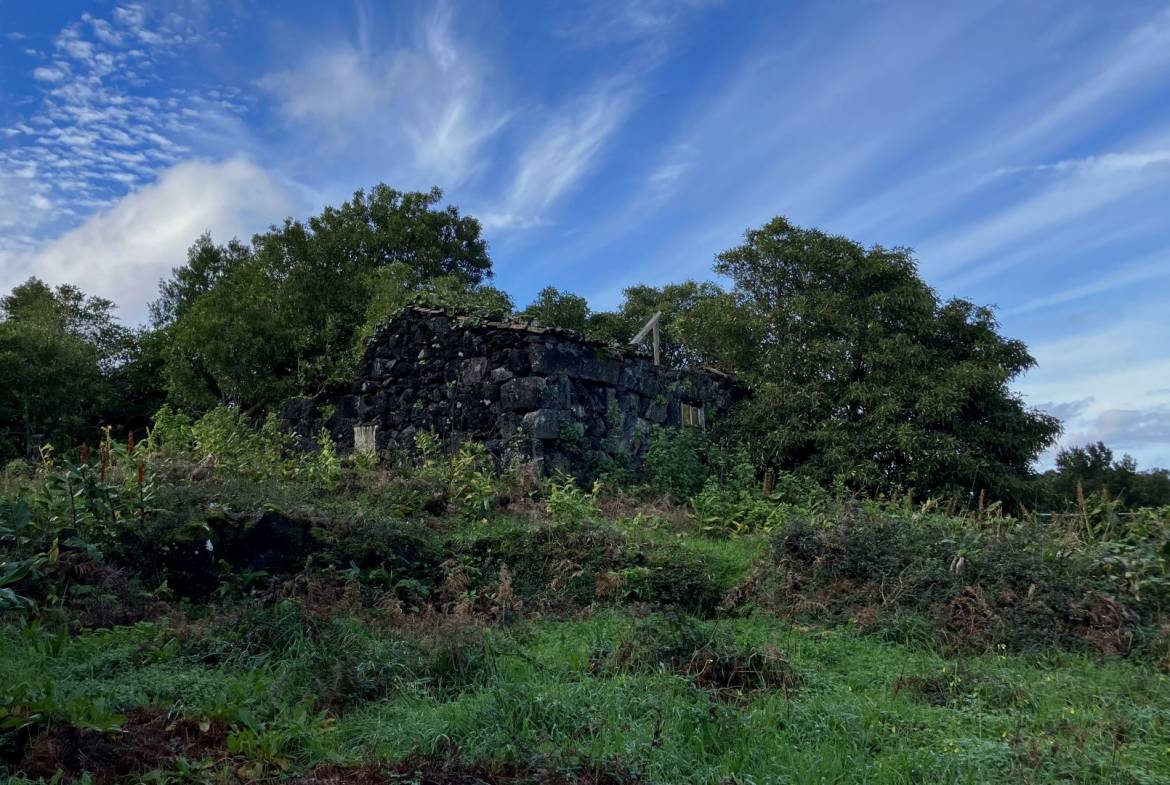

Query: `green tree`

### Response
(518, 287, 591, 333)
(703, 217, 1060, 501)
(150, 233, 252, 327)
(106, 327, 169, 434)
(1053, 442, 1115, 496)
(0, 279, 126, 459)
(1036, 442, 1170, 510)
(589, 281, 728, 366)
(2, 278, 128, 369)
(159, 185, 492, 410)
(163, 260, 300, 411)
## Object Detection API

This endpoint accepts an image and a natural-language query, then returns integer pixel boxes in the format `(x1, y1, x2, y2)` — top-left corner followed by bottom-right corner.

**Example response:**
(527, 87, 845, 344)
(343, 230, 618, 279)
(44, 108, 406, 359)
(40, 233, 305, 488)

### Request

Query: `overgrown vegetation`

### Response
(8, 189, 1165, 506)
(4, 188, 1170, 782)
(2, 419, 1169, 783)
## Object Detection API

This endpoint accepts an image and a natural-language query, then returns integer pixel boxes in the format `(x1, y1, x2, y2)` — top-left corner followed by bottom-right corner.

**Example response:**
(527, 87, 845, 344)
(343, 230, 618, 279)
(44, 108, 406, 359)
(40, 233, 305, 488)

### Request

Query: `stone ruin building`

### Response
(280, 306, 742, 477)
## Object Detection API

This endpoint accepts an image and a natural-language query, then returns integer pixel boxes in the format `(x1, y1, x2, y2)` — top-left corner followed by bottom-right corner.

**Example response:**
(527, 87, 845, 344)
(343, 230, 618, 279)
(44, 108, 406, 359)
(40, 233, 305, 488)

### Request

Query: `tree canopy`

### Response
(6, 189, 1145, 508)
(1037, 442, 1170, 510)
(0, 279, 131, 459)
(685, 217, 1061, 500)
(158, 185, 494, 410)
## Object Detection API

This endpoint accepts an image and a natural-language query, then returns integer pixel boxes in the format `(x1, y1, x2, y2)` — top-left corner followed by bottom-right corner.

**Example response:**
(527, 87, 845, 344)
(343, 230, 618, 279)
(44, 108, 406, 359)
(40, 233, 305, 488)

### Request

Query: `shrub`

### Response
(320, 518, 441, 604)
(448, 442, 498, 520)
(546, 475, 601, 527)
(738, 504, 1168, 656)
(296, 430, 341, 492)
(640, 426, 710, 500)
(182, 406, 291, 479)
(591, 613, 798, 698)
(620, 549, 725, 616)
(144, 404, 194, 458)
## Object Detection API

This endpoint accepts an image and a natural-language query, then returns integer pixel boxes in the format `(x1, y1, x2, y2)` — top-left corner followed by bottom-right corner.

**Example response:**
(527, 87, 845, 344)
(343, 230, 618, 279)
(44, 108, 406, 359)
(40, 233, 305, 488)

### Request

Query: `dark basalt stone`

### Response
(281, 306, 744, 480)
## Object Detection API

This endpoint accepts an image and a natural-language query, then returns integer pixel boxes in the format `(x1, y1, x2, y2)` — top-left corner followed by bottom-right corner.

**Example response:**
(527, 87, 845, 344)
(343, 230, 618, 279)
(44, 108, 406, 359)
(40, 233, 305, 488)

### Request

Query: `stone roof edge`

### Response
(373, 304, 739, 383)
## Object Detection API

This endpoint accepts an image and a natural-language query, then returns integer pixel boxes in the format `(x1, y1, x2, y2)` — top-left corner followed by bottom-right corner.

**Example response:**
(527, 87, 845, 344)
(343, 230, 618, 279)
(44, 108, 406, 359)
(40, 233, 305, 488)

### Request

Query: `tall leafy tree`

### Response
(0, 279, 128, 459)
(151, 233, 252, 327)
(159, 185, 493, 410)
(700, 217, 1060, 501)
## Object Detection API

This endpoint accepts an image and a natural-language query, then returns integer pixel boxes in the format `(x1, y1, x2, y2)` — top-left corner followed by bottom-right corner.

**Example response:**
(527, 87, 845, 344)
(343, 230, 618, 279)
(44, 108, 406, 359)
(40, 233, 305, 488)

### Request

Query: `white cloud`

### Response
(1002, 7, 1170, 157)
(644, 144, 697, 199)
(558, 0, 721, 48)
(0, 158, 299, 325)
(259, 3, 507, 190)
(83, 13, 124, 46)
(0, 173, 55, 241)
(990, 149, 1170, 178)
(834, 8, 1170, 243)
(1020, 313, 1170, 468)
(32, 64, 70, 82)
(260, 48, 381, 127)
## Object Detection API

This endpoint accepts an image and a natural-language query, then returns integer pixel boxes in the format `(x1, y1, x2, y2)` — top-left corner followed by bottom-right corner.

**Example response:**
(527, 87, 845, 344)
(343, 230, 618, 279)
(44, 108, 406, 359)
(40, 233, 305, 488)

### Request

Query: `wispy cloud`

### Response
(1005, 249, 1170, 316)
(644, 144, 697, 201)
(990, 149, 1170, 179)
(998, 6, 1170, 160)
(558, 0, 721, 49)
(834, 7, 1170, 242)
(482, 0, 718, 233)
(259, 2, 507, 190)
(483, 79, 636, 230)
(920, 142, 1170, 278)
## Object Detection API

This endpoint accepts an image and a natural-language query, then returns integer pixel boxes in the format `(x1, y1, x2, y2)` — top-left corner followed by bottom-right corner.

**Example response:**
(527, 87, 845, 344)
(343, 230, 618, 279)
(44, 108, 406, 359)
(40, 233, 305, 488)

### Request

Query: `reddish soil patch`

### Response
(291, 758, 641, 785)
(19, 708, 230, 784)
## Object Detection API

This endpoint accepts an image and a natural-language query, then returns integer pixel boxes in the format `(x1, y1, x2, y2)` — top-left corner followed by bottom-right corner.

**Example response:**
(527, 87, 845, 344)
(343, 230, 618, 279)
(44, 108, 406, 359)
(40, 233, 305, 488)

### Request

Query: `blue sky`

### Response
(2, 1, 1170, 468)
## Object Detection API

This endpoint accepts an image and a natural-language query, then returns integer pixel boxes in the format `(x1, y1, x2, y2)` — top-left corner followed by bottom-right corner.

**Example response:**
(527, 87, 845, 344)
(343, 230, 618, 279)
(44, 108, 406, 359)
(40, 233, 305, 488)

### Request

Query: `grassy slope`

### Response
(3, 513, 1169, 785)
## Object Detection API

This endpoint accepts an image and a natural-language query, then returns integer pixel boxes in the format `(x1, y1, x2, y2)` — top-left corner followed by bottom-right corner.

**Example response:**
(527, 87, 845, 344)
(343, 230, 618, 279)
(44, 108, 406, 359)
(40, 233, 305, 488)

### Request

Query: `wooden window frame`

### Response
(680, 402, 706, 428)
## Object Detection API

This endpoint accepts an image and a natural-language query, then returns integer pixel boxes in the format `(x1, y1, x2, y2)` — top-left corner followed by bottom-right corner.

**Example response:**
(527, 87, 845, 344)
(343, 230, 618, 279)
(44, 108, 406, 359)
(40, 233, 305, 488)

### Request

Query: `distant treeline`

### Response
(2, 183, 1166, 510)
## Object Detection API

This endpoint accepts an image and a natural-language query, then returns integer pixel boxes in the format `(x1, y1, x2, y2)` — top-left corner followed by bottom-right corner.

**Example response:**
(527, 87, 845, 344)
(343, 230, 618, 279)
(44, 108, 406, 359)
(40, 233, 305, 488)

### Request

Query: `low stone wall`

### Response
(281, 306, 742, 477)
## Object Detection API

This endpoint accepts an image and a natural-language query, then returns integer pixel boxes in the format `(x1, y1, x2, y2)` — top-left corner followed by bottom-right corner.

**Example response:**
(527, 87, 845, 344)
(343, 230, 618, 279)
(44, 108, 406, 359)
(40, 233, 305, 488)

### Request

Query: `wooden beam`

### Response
(631, 311, 663, 365)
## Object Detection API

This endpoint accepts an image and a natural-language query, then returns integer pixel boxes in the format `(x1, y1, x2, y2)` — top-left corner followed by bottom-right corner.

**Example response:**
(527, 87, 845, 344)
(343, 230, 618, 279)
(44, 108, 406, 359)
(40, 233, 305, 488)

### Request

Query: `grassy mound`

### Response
(733, 504, 1168, 658)
(4, 436, 1170, 783)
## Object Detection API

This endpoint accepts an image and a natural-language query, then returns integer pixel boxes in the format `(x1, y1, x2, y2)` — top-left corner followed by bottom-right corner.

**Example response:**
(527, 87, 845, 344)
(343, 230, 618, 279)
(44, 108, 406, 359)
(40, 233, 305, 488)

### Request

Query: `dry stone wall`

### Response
(281, 306, 742, 477)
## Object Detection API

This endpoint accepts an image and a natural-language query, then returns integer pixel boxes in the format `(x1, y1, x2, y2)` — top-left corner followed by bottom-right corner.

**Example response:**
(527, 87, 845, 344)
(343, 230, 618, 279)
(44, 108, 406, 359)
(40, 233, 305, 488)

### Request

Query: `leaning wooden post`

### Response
(631, 311, 663, 366)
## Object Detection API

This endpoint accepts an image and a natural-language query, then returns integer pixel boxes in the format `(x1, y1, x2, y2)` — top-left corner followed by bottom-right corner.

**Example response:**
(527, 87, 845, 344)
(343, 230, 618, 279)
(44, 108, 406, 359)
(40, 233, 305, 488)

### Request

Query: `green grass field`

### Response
(5, 514, 1170, 783)
(3, 448, 1170, 783)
